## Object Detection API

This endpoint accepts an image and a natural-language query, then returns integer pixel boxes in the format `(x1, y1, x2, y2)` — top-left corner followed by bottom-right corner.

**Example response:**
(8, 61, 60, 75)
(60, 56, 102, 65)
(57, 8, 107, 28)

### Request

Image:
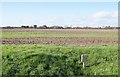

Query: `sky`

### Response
(0, 0, 119, 2)
(1, 2, 118, 27)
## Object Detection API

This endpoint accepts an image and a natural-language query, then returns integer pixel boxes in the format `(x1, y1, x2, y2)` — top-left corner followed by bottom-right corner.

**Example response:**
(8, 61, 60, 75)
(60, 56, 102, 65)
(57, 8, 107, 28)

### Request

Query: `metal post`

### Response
(83, 62, 85, 69)
(81, 54, 87, 69)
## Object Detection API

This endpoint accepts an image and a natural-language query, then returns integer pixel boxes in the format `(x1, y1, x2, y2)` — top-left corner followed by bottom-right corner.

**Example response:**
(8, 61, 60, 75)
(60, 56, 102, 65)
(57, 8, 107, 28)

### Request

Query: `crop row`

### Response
(1, 32, 118, 38)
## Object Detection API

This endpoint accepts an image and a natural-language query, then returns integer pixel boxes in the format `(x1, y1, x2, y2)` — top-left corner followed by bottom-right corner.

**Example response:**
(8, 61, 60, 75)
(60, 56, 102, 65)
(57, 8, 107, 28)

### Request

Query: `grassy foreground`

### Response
(2, 44, 118, 76)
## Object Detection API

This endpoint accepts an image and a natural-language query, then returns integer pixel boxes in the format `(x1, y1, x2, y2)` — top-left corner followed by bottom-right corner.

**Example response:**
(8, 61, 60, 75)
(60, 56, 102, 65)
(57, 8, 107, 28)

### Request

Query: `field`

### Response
(1, 29, 119, 76)
(1, 29, 118, 46)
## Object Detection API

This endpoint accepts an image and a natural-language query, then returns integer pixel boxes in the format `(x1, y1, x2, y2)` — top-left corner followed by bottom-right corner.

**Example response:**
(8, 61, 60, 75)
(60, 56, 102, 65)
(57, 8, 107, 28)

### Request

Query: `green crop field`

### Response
(1, 44, 118, 76)
(1, 29, 119, 76)
(1, 32, 118, 38)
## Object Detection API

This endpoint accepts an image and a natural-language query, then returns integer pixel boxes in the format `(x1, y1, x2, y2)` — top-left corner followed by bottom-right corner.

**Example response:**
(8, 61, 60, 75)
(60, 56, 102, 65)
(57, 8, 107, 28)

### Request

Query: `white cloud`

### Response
(93, 11, 110, 19)
(38, 11, 118, 27)
(2, 10, 118, 27)
(93, 11, 118, 19)
(112, 10, 118, 18)
(90, 11, 118, 27)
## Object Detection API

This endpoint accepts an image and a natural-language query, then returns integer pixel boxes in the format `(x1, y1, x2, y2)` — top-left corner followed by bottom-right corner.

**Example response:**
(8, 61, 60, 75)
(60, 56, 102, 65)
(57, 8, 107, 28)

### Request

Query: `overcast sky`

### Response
(1, 2, 118, 27)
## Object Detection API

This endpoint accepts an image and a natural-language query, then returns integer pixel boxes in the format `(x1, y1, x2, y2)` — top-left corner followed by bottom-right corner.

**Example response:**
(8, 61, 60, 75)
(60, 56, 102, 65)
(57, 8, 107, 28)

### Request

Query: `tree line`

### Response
(2, 25, 120, 29)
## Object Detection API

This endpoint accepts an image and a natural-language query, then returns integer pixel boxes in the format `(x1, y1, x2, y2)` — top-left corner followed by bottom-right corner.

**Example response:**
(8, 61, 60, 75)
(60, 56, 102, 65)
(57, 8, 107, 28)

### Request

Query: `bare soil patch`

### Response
(2, 29, 118, 34)
(1, 37, 118, 46)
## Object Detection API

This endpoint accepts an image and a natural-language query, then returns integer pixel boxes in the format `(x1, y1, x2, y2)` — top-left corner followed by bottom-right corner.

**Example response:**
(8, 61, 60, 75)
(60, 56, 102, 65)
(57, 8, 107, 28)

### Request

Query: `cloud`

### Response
(90, 11, 118, 26)
(2, 10, 118, 27)
(38, 11, 118, 27)
(112, 10, 118, 18)
(93, 11, 110, 19)
(62, 10, 118, 27)
(93, 11, 118, 19)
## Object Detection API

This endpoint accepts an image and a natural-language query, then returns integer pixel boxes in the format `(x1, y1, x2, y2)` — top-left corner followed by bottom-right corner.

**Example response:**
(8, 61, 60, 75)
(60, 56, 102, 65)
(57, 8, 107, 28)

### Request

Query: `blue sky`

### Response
(0, 0, 119, 2)
(1, 2, 118, 27)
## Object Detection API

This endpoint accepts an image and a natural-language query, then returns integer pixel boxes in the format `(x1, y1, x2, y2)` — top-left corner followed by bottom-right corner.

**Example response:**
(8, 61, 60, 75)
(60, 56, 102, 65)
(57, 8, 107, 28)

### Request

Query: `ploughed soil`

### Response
(1, 29, 118, 46)
(1, 37, 118, 46)
(2, 29, 118, 34)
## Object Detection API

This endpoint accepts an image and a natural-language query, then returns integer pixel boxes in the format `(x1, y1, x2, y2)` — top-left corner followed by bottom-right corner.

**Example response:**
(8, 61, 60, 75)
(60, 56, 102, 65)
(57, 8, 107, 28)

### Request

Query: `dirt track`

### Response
(2, 37, 118, 46)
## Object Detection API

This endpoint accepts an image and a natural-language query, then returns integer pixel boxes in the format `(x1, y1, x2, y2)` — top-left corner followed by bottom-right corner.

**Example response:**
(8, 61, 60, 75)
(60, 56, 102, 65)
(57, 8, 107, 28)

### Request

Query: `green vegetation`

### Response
(1, 32, 118, 38)
(2, 44, 118, 76)
(0, 45, 2, 76)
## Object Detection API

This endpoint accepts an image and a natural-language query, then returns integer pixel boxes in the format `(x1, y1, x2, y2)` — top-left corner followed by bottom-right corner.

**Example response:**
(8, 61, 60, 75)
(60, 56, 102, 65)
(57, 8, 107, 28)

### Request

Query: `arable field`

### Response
(1, 29, 119, 76)
(1, 29, 118, 46)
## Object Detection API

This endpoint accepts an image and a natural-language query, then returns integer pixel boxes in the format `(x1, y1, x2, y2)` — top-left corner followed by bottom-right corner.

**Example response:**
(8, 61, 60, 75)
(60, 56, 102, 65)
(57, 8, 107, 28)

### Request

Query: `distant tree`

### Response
(21, 25, 29, 28)
(26, 26, 29, 28)
(50, 26, 64, 29)
(43, 25, 48, 29)
(105, 25, 111, 29)
(21, 25, 25, 28)
(33, 25, 37, 28)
